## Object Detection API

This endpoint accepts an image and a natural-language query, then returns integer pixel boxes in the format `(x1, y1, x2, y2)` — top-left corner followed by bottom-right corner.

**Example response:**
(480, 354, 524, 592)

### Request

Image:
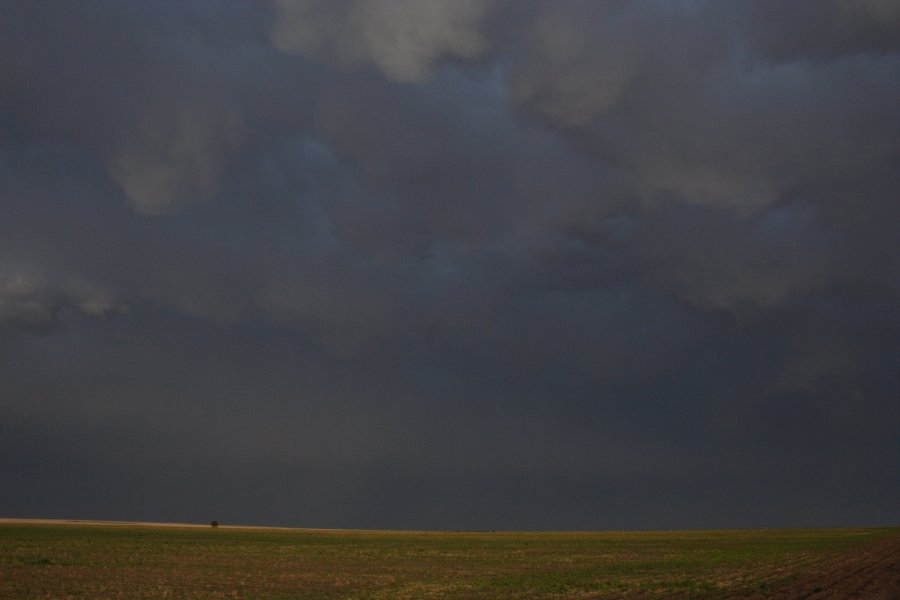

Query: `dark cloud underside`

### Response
(1, 0, 898, 529)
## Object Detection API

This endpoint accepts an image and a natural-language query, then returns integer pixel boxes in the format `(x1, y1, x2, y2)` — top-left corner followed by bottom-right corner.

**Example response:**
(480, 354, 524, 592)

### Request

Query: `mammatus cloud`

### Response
(270, 0, 497, 82)
(0, 273, 125, 332)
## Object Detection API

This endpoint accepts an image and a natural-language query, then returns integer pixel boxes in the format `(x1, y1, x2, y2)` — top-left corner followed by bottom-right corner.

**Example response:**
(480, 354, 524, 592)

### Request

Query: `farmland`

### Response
(0, 520, 897, 598)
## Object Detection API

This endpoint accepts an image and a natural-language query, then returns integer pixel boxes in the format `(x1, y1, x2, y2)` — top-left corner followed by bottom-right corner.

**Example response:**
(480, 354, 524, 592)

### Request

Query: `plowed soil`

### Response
(745, 531, 900, 599)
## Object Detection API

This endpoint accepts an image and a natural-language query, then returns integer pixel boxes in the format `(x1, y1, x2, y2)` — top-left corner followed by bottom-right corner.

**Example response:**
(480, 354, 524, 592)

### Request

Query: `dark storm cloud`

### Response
(1, 1, 898, 529)
(747, 0, 900, 62)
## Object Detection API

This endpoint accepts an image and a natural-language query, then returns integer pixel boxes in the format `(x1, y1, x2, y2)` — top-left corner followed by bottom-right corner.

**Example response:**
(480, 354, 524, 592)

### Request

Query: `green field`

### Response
(0, 521, 896, 599)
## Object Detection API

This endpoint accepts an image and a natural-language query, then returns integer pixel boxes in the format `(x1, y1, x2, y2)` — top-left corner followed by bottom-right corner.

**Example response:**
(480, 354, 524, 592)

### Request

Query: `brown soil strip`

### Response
(742, 532, 900, 599)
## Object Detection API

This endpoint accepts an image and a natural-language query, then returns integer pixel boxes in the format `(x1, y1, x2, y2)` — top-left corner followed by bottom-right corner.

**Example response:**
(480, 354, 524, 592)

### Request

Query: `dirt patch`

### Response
(743, 531, 900, 599)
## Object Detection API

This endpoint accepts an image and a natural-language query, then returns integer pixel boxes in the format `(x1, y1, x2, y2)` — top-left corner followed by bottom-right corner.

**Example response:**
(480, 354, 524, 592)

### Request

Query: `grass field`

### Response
(0, 520, 897, 599)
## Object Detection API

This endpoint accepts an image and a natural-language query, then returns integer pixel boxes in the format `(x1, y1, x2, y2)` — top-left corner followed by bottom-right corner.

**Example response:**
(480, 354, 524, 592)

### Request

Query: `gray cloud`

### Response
(748, 0, 900, 62)
(507, 0, 649, 127)
(0, 272, 124, 333)
(271, 0, 498, 82)
(106, 105, 244, 215)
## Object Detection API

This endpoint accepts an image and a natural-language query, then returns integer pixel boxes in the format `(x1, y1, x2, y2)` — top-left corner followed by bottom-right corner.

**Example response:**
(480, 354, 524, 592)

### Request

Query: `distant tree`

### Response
(210, 520, 219, 528)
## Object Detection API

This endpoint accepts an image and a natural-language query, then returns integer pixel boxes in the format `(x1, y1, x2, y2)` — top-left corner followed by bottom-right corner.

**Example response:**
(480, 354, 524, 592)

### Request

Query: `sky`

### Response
(1, 0, 898, 531)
